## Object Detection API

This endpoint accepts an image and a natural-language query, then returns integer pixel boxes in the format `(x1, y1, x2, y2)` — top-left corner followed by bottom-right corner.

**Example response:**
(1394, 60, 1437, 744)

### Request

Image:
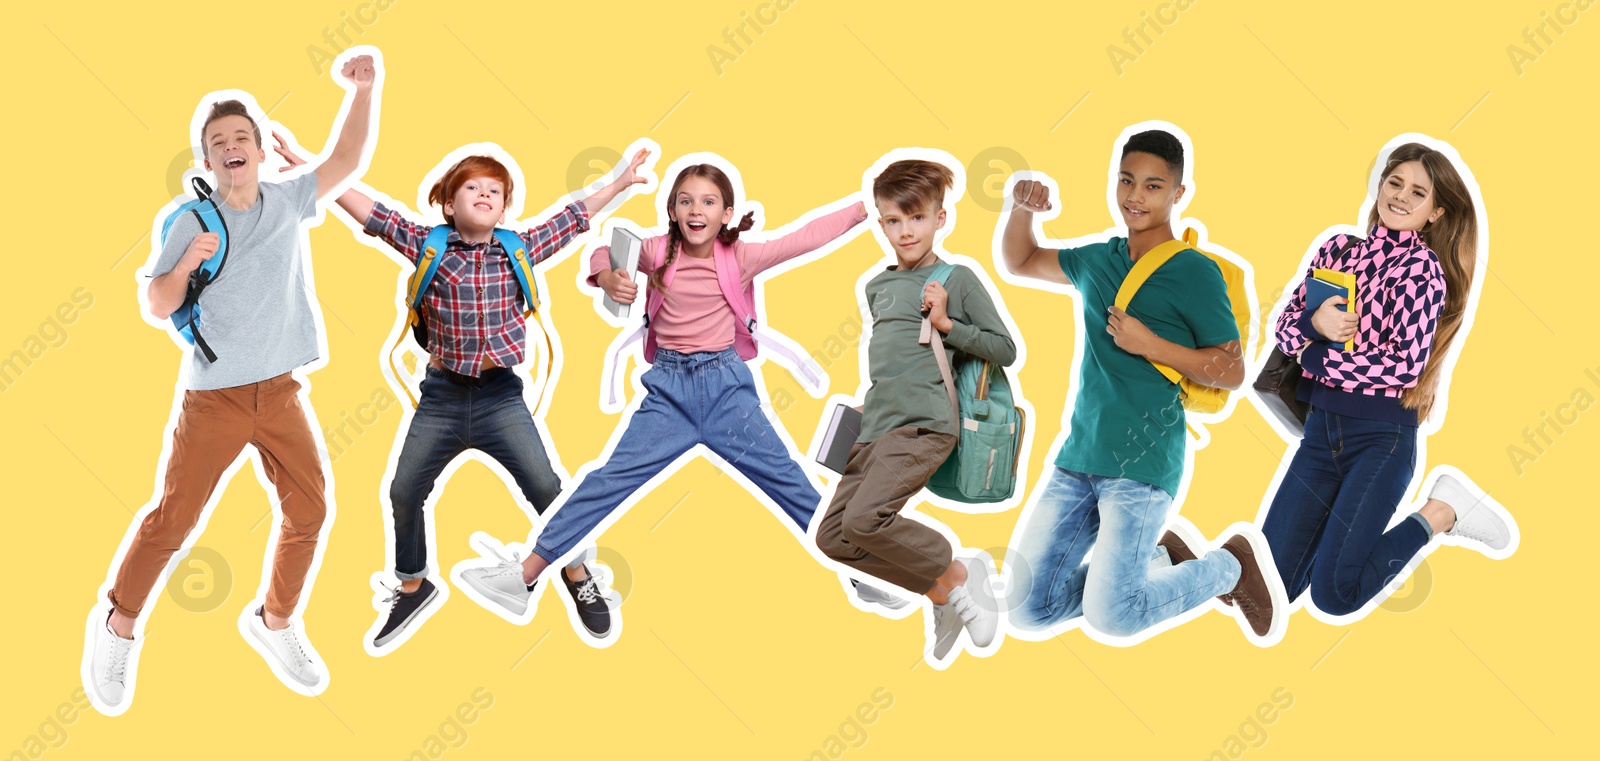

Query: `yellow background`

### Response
(3, 0, 1591, 757)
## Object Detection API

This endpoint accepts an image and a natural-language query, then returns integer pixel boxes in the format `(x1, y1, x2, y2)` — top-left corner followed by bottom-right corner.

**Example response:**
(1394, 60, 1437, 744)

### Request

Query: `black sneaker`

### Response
(374, 579, 440, 648)
(560, 565, 612, 637)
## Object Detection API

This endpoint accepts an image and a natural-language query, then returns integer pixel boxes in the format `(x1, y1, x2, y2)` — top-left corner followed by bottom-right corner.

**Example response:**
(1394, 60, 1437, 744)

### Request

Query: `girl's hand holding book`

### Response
(1311, 295, 1357, 345)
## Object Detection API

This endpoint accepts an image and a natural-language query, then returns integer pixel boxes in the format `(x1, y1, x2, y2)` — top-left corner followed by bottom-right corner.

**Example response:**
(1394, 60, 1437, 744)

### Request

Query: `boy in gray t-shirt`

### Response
(84, 52, 383, 715)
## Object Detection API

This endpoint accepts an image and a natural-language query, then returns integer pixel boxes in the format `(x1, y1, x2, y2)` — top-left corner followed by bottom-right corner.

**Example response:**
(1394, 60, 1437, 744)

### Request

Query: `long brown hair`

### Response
(647, 164, 755, 295)
(1366, 143, 1478, 421)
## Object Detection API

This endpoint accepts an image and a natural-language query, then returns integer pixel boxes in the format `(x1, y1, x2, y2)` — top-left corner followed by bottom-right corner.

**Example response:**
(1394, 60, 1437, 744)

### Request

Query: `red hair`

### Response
(428, 156, 515, 225)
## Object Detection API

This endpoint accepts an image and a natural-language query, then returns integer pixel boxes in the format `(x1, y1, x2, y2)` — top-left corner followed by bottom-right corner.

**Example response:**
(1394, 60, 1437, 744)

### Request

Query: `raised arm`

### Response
(273, 132, 375, 223)
(1002, 179, 1069, 285)
(736, 199, 869, 278)
(311, 54, 379, 201)
(578, 149, 651, 218)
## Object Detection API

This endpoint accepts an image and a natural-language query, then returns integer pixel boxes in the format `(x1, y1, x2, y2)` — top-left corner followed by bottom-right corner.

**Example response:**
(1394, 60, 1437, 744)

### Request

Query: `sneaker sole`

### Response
(855, 587, 911, 609)
(462, 573, 530, 617)
(373, 585, 441, 648)
(574, 616, 612, 638)
(247, 624, 320, 688)
(861, 595, 910, 610)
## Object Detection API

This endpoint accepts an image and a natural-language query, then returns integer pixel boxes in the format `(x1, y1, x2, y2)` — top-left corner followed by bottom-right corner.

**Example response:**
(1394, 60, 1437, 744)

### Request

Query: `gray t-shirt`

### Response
(150, 172, 321, 390)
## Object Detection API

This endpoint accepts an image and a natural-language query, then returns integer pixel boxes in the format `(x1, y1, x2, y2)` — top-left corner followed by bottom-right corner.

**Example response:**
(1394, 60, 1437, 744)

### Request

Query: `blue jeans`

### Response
(389, 366, 572, 580)
(1261, 407, 1427, 616)
(533, 348, 820, 563)
(1010, 467, 1241, 637)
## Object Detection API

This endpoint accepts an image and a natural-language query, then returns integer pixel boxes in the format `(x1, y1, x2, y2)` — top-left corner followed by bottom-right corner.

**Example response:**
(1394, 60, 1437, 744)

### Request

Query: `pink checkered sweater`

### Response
(1275, 225, 1446, 426)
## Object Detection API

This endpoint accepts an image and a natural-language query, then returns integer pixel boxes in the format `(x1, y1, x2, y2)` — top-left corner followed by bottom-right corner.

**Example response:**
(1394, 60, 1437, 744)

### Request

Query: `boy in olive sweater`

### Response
(815, 159, 1015, 662)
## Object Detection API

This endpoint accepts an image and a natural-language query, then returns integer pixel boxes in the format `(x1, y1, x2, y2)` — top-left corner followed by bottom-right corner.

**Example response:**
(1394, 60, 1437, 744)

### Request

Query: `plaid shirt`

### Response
(364, 201, 590, 376)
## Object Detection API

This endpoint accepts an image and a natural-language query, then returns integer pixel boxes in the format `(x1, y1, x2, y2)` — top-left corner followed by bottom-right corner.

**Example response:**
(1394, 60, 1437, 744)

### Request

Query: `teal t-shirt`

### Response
(1054, 237, 1238, 495)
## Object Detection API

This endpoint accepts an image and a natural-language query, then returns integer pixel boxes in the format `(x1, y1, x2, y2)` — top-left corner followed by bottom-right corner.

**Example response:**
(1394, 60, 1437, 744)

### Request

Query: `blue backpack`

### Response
(159, 177, 229, 362)
(921, 263, 1026, 503)
(387, 225, 551, 408)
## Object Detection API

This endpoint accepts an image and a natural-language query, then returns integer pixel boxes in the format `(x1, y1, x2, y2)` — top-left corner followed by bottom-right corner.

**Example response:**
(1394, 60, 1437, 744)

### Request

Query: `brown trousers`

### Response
(815, 425, 956, 594)
(108, 373, 327, 619)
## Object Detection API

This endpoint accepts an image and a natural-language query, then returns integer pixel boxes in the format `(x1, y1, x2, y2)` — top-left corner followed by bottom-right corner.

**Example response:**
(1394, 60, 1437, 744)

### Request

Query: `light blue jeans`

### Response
(1009, 467, 1240, 637)
(532, 348, 819, 563)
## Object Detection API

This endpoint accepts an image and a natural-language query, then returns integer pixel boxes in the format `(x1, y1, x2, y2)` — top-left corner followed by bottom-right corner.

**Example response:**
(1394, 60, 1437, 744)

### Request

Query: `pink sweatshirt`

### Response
(587, 203, 867, 354)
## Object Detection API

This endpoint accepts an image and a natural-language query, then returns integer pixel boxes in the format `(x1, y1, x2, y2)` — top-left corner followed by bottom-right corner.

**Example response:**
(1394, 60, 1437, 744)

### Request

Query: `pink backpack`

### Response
(603, 236, 827, 407)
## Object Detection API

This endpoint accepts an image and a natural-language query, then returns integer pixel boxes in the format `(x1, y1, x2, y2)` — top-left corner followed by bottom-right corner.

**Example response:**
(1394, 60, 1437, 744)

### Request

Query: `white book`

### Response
(816, 403, 863, 475)
(603, 226, 644, 319)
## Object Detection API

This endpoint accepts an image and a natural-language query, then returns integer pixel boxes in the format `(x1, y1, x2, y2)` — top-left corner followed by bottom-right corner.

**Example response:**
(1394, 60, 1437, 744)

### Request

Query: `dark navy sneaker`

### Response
(374, 579, 440, 648)
(560, 565, 612, 638)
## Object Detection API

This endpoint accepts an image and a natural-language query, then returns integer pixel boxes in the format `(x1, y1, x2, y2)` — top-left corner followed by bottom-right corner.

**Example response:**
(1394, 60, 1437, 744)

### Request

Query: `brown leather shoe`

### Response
(1221, 534, 1275, 638)
(1159, 531, 1235, 606)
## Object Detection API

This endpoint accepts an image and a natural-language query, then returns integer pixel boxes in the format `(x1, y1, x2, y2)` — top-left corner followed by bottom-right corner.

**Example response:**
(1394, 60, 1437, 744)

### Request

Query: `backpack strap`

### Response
(388, 225, 454, 407)
(1114, 236, 1194, 386)
(167, 177, 231, 363)
(920, 262, 960, 416)
(491, 228, 554, 414)
(492, 229, 541, 314)
(711, 243, 757, 336)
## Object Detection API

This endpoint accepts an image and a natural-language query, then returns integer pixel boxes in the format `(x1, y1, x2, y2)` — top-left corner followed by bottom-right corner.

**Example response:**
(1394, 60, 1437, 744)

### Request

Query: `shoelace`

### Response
(273, 624, 313, 668)
(950, 589, 981, 626)
(573, 576, 601, 605)
(380, 583, 402, 610)
(472, 537, 524, 578)
(104, 631, 132, 683)
(1450, 506, 1497, 543)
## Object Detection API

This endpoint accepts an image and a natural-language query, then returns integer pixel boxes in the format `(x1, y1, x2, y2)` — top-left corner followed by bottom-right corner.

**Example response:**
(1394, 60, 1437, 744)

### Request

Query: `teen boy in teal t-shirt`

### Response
(998, 129, 1280, 641)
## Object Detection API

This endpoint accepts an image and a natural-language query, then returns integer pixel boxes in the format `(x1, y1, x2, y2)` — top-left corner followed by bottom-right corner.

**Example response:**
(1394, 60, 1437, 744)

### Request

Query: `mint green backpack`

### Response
(921, 263, 1026, 503)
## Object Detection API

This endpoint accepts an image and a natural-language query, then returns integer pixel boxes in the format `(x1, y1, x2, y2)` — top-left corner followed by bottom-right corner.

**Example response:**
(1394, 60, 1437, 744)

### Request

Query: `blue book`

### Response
(1305, 269, 1356, 350)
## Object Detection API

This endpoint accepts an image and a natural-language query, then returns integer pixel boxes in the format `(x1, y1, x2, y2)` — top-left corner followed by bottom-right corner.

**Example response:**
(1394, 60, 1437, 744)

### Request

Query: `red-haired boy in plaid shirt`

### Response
(279, 140, 651, 650)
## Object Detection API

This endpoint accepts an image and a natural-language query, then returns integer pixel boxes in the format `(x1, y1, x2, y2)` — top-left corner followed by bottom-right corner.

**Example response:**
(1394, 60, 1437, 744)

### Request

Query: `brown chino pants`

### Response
(815, 425, 956, 594)
(108, 373, 327, 620)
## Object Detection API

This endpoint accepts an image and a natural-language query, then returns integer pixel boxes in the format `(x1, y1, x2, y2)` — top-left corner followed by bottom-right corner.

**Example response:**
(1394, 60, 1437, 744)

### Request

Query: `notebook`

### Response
(603, 227, 644, 319)
(1308, 268, 1358, 351)
(816, 403, 863, 475)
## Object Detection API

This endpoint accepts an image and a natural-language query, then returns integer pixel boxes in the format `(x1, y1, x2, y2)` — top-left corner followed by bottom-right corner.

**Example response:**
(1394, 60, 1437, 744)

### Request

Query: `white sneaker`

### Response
(246, 608, 323, 688)
(928, 560, 999, 660)
(88, 611, 135, 709)
(851, 578, 909, 609)
(1433, 474, 1513, 551)
(460, 546, 534, 617)
(962, 559, 1000, 648)
(930, 590, 967, 661)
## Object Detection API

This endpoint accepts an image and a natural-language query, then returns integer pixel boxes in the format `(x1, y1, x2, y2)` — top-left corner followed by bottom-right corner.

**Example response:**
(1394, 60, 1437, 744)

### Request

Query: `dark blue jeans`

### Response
(1261, 407, 1429, 616)
(389, 366, 564, 580)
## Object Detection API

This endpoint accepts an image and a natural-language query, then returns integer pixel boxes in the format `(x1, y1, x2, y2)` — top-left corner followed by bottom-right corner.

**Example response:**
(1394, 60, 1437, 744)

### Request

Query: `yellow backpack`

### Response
(1113, 228, 1250, 418)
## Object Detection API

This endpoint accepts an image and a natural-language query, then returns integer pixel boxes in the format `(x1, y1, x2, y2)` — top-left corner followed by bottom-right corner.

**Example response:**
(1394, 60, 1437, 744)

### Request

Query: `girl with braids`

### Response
(1244, 139, 1515, 619)
(457, 157, 881, 633)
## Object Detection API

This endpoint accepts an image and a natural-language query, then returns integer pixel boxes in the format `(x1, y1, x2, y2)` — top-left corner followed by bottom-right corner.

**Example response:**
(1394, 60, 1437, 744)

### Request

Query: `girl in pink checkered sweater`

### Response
(1258, 140, 1515, 621)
